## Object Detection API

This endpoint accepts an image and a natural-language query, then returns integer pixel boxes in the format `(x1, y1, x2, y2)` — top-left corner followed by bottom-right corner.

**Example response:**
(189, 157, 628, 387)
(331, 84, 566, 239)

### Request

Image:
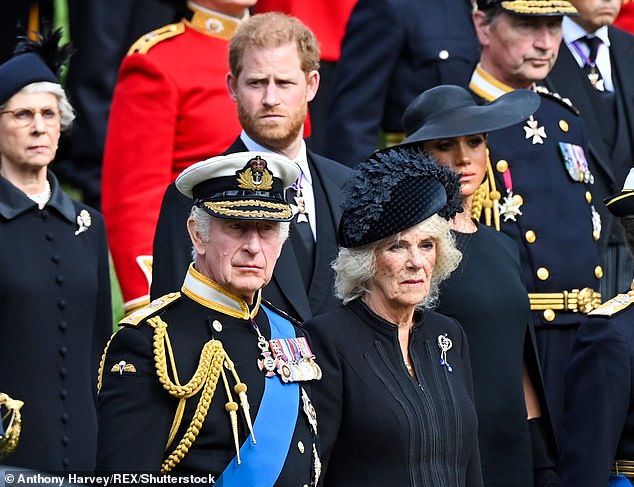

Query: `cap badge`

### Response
(237, 155, 274, 190)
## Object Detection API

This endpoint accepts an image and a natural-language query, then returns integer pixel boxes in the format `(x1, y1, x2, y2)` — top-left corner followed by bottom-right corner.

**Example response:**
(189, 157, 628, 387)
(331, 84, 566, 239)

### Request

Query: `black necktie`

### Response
(580, 35, 605, 91)
(285, 186, 316, 287)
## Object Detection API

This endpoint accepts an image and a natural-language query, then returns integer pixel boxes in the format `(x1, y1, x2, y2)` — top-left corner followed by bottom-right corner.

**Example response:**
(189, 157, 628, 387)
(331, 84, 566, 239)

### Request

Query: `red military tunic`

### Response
(615, 1, 634, 34)
(254, 0, 357, 62)
(102, 6, 243, 312)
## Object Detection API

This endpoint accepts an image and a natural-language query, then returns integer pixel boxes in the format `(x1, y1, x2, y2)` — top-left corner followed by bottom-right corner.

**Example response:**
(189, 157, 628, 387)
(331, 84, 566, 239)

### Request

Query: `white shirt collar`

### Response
(563, 17, 610, 47)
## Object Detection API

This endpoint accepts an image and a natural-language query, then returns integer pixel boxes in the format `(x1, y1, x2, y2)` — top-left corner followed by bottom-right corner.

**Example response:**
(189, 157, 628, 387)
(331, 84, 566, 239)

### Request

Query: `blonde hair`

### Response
(333, 214, 462, 309)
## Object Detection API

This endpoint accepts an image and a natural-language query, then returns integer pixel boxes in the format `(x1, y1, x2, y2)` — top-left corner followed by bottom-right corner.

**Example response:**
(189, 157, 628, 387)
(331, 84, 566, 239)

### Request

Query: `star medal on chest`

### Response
(523, 115, 547, 145)
(437, 333, 453, 372)
(499, 190, 523, 222)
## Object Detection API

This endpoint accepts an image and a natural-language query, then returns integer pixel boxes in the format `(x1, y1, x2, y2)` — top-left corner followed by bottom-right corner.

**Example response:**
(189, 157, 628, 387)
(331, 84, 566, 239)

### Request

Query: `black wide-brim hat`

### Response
(604, 168, 634, 218)
(402, 85, 541, 144)
(338, 146, 462, 248)
(176, 151, 300, 222)
(476, 0, 578, 16)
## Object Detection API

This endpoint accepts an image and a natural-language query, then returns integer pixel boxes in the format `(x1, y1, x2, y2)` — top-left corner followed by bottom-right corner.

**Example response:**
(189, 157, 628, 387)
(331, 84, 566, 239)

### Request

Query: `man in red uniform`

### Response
(102, 0, 256, 313)
(615, 0, 634, 32)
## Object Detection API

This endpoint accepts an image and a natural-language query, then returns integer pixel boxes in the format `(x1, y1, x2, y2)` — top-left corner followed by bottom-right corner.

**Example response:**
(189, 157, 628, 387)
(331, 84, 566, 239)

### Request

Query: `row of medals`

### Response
(258, 336, 322, 383)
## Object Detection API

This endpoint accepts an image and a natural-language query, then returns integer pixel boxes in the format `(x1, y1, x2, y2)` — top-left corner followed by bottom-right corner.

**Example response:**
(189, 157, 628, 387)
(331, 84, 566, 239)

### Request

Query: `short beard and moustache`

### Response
(237, 101, 307, 151)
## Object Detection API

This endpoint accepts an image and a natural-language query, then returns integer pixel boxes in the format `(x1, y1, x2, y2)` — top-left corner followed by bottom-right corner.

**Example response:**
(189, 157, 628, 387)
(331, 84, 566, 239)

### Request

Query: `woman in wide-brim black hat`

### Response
(401, 84, 560, 487)
(401, 84, 540, 232)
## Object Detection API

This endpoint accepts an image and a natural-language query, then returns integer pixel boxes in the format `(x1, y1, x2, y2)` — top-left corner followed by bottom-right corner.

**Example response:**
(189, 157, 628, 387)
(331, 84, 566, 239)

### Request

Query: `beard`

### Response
(237, 102, 307, 151)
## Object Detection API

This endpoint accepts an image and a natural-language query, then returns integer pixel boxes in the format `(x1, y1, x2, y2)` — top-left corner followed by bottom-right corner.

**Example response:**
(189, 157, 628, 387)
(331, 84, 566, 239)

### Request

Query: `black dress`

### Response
(436, 224, 554, 486)
(0, 172, 112, 471)
(304, 299, 483, 487)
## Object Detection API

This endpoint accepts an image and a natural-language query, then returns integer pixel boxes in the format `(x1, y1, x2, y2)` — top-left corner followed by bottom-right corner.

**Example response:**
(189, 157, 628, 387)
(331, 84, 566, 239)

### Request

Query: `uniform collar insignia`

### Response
(469, 64, 514, 102)
(236, 155, 274, 191)
(185, 2, 247, 40)
(181, 264, 261, 320)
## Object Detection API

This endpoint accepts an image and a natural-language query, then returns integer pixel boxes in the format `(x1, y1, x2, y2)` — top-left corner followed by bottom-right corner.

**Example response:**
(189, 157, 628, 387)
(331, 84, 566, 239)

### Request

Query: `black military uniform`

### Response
(96, 152, 321, 486)
(324, 0, 479, 166)
(470, 65, 603, 439)
(559, 169, 634, 486)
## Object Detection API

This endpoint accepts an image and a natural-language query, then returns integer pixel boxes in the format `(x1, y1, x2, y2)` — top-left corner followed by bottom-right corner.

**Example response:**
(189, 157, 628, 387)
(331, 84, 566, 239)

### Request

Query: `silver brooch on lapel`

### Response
(75, 209, 92, 235)
(437, 334, 453, 372)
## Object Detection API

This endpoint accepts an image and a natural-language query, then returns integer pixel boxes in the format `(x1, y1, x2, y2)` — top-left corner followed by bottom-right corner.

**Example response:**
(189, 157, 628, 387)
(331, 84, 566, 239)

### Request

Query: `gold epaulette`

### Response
(534, 85, 580, 115)
(588, 292, 634, 317)
(119, 292, 181, 327)
(127, 22, 186, 55)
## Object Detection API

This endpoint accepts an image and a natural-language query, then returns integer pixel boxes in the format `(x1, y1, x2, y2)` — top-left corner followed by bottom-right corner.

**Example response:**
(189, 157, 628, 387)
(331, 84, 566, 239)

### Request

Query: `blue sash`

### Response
(215, 305, 300, 487)
(609, 475, 633, 486)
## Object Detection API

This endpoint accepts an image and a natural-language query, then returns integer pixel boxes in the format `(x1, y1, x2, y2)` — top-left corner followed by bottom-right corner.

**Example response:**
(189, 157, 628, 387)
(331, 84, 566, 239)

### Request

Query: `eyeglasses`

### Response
(0, 107, 61, 127)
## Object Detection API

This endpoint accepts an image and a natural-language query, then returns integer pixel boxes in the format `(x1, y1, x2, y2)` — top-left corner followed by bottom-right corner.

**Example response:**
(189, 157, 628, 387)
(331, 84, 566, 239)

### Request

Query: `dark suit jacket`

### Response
(151, 137, 351, 322)
(546, 27, 634, 245)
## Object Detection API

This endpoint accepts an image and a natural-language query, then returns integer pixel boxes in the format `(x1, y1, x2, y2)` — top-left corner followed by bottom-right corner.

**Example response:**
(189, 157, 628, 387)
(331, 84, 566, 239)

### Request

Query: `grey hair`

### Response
(1, 81, 75, 131)
(188, 205, 291, 261)
(333, 214, 462, 309)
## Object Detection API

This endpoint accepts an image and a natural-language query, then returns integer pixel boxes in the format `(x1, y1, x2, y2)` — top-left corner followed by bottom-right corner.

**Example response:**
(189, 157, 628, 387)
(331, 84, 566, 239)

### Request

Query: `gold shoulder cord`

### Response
(147, 316, 253, 473)
(97, 333, 116, 393)
(471, 150, 501, 231)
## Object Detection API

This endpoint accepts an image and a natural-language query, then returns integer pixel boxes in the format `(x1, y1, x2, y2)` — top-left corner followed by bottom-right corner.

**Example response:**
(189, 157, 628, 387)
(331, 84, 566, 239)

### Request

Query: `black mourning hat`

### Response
(402, 85, 540, 144)
(605, 168, 634, 218)
(475, 0, 578, 16)
(338, 146, 462, 248)
(0, 28, 72, 105)
(176, 151, 300, 222)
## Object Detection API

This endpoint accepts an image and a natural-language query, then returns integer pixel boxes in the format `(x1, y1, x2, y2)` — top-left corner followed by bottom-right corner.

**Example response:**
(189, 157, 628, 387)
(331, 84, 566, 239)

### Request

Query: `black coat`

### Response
(324, 0, 479, 166)
(0, 172, 112, 471)
(96, 270, 319, 485)
(304, 300, 483, 487)
(151, 137, 351, 322)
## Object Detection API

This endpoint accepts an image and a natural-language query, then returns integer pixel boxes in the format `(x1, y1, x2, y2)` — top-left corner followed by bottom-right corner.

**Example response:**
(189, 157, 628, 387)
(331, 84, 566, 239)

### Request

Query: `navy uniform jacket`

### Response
(472, 75, 603, 438)
(151, 137, 351, 322)
(0, 172, 112, 471)
(558, 291, 634, 486)
(324, 0, 479, 166)
(97, 267, 319, 485)
(482, 90, 602, 327)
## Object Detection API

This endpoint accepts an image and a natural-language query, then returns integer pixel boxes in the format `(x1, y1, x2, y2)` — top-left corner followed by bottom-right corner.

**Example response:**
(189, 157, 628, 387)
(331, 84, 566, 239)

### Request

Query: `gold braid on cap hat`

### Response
(471, 149, 502, 231)
(145, 316, 254, 473)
